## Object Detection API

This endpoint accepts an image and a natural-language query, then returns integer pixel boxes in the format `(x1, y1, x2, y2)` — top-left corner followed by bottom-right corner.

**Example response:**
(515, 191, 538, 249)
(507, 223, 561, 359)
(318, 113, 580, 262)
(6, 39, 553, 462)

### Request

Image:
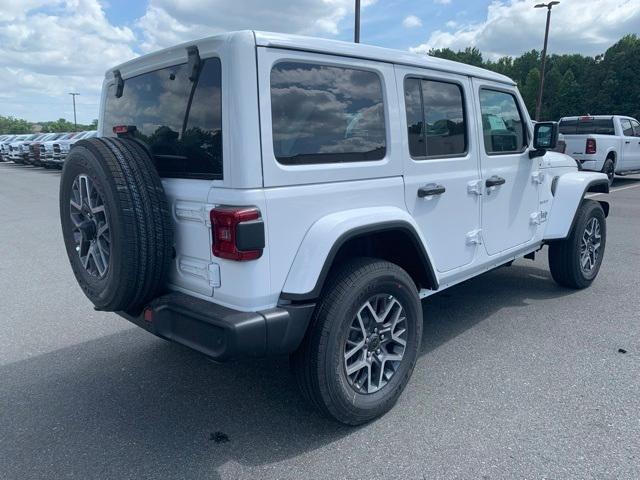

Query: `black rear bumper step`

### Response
(117, 292, 315, 361)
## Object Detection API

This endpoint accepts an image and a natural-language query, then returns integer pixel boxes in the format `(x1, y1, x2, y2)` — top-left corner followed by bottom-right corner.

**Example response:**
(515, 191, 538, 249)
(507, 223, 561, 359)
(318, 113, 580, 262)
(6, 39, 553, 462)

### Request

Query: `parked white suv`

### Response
(59, 31, 610, 425)
(559, 115, 640, 184)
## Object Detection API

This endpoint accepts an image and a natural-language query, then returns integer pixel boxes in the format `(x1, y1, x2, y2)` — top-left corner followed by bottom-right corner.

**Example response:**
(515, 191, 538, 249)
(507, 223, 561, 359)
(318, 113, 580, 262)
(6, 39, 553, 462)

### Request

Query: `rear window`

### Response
(270, 62, 386, 165)
(104, 57, 222, 179)
(559, 118, 615, 135)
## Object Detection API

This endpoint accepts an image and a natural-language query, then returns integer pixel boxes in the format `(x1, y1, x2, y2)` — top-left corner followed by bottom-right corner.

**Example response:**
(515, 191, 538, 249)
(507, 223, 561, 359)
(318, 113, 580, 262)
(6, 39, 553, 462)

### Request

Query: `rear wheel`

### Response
(602, 157, 615, 186)
(549, 199, 606, 289)
(291, 258, 422, 425)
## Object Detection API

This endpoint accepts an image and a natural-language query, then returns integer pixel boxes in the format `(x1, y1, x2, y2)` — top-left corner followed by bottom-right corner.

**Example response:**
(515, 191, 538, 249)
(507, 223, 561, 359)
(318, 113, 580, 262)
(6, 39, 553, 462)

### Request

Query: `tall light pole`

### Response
(68, 92, 80, 132)
(534, 1, 559, 121)
(354, 0, 361, 43)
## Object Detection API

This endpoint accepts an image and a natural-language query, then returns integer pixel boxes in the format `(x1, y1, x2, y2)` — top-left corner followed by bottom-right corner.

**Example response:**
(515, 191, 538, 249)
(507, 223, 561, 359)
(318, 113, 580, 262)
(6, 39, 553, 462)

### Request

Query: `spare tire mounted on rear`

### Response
(59, 137, 173, 313)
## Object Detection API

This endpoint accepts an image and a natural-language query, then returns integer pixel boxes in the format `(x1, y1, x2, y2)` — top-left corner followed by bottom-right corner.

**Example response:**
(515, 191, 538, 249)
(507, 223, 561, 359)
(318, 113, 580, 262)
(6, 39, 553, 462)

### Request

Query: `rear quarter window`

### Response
(103, 57, 222, 180)
(270, 62, 386, 165)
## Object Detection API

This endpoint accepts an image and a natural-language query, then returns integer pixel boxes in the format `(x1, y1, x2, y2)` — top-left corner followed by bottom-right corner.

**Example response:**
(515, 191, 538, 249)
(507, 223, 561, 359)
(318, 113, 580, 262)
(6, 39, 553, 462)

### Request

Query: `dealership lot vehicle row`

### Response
(0, 131, 97, 168)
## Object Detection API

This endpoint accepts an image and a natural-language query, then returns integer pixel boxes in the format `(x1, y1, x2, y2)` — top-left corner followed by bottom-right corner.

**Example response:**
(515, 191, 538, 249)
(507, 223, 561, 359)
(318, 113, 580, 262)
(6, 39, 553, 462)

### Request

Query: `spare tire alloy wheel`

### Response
(344, 294, 407, 394)
(70, 174, 110, 278)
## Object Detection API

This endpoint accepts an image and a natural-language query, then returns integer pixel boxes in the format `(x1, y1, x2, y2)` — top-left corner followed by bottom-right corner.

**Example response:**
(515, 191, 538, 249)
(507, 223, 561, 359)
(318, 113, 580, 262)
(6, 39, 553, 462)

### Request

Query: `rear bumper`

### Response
(118, 292, 315, 361)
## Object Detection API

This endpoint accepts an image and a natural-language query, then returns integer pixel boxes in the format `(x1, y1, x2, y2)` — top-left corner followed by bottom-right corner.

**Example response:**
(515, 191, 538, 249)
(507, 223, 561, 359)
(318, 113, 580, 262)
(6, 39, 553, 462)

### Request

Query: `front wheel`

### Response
(549, 199, 606, 289)
(291, 258, 422, 425)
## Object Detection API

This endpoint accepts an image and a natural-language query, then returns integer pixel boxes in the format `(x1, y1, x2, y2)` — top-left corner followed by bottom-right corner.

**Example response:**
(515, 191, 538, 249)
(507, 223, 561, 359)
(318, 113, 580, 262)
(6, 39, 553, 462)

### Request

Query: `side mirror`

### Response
(530, 122, 559, 158)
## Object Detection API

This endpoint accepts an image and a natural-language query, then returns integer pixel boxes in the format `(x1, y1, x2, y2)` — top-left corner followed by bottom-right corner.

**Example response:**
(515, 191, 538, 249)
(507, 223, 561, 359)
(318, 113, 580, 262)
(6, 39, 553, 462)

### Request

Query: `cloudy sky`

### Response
(1, 0, 639, 123)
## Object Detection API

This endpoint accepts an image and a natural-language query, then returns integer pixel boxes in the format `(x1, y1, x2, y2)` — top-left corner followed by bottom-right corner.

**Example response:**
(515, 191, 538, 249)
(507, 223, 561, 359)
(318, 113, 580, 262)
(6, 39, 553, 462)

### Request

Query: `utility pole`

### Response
(69, 92, 80, 132)
(534, 2, 559, 121)
(354, 0, 361, 43)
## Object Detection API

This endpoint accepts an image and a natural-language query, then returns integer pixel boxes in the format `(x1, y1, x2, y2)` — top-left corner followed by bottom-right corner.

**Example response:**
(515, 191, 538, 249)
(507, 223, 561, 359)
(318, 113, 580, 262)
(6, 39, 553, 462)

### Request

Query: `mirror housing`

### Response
(530, 121, 559, 158)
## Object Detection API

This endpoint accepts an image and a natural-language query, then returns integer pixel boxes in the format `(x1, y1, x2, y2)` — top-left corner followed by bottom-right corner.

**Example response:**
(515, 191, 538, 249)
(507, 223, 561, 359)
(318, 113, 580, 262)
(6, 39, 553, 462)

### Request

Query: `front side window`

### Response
(621, 119, 634, 137)
(270, 62, 386, 165)
(104, 57, 222, 179)
(479, 89, 526, 154)
(404, 77, 466, 158)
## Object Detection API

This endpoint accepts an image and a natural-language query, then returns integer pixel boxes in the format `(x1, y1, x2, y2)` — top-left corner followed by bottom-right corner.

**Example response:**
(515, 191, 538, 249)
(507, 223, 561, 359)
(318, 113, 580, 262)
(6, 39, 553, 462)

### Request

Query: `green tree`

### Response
(554, 69, 581, 119)
(520, 68, 540, 118)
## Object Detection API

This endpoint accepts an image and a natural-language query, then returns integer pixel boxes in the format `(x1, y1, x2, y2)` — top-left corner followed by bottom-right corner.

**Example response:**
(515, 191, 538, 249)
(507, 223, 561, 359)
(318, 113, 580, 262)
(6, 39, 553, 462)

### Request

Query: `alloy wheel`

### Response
(344, 294, 408, 394)
(69, 174, 111, 278)
(580, 217, 601, 275)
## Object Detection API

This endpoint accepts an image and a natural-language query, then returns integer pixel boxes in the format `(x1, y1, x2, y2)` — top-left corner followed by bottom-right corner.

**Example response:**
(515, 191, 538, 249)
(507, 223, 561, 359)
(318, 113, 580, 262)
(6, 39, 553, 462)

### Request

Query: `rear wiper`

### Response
(183, 46, 203, 137)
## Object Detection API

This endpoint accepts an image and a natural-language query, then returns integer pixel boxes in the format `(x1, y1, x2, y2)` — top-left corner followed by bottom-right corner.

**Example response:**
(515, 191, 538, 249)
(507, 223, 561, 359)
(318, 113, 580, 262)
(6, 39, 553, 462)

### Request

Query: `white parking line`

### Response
(586, 183, 640, 198)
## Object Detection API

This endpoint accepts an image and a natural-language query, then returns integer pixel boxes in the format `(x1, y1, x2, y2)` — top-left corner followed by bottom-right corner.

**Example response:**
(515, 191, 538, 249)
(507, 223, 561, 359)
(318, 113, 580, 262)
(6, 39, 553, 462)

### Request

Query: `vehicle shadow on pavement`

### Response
(420, 261, 575, 354)
(0, 262, 575, 479)
(612, 176, 640, 187)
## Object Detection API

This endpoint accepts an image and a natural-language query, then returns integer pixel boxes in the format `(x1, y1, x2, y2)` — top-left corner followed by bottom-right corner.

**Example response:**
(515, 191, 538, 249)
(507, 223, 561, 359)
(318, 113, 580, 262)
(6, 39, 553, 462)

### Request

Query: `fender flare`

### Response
(280, 207, 438, 302)
(544, 172, 609, 241)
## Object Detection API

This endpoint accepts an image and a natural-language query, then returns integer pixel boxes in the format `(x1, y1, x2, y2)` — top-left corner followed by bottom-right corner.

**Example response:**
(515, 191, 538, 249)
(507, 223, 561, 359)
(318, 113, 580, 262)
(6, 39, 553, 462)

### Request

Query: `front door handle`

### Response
(418, 184, 446, 198)
(485, 176, 506, 188)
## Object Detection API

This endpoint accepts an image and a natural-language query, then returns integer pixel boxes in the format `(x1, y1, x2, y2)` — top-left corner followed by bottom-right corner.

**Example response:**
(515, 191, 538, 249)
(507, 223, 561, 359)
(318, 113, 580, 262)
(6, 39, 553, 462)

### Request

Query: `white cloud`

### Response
(411, 0, 640, 59)
(137, 0, 377, 52)
(0, 0, 376, 122)
(434, 0, 452, 5)
(0, 0, 137, 123)
(402, 15, 423, 29)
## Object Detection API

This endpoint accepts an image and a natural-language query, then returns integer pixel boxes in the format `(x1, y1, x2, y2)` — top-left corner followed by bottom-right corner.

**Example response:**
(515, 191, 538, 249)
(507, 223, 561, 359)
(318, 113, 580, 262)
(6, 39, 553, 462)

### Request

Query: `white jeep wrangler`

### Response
(59, 31, 610, 425)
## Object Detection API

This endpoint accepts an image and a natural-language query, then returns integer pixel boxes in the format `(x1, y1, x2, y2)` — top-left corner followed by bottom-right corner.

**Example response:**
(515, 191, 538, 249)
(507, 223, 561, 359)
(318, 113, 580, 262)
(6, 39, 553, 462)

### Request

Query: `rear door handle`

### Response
(625, 140, 631, 144)
(417, 184, 446, 198)
(485, 176, 506, 187)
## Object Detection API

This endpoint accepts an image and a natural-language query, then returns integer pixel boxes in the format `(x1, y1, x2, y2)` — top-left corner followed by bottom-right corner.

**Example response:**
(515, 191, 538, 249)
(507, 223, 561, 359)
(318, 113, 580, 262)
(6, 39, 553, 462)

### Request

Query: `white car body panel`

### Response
(543, 171, 609, 240)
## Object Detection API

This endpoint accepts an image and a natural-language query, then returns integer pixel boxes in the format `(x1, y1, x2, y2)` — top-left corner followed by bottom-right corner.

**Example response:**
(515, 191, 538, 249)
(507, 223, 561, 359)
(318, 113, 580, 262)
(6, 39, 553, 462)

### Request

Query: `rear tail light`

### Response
(586, 138, 597, 154)
(210, 206, 265, 261)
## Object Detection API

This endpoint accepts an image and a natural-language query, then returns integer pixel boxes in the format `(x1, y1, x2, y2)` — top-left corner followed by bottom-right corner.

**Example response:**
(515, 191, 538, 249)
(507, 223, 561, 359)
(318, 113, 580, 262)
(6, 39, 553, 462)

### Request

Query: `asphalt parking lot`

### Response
(1, 162, 639, 480)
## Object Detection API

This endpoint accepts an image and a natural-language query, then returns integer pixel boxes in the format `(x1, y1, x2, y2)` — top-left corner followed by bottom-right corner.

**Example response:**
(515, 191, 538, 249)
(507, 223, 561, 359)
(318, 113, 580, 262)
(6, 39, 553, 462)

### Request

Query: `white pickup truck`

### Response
(559, 115, 640, 184)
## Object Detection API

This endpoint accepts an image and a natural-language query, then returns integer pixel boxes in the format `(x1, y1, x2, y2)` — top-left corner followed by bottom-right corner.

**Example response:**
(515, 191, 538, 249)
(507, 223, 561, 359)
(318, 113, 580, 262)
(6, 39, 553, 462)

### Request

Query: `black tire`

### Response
(548, 199, 606, 289)
(602, 157, 615, 186)
(59, 137, 173, 313)
(291, 258, 422, 425)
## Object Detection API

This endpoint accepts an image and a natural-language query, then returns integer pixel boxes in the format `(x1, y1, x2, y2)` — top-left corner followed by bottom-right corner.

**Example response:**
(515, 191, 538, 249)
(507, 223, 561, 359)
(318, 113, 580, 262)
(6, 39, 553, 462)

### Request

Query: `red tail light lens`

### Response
(210, 206, 264, 261)
(113, 125, 137, 135)
(586, 138, 597, 154)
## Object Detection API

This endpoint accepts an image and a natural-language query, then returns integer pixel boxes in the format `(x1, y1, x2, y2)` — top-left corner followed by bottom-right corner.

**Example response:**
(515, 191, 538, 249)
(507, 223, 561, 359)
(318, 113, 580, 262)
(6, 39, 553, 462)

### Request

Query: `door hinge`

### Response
(207, 263, 221, 288)
(467, 179, 483, 196)
(466, 229, 483, 245)
(531, 171, 545, 184)
(178, 258, 221, 288)
(530, 211, 548, 225)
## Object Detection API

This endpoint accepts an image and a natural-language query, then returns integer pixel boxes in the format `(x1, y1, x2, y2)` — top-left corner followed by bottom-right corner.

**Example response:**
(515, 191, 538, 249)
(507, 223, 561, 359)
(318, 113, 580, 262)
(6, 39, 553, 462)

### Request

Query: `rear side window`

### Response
(479, 89, 526, 154)
(404, 77, 466, 158)
(270, 62, 386, 165)
(559, 118, 615, 135)
(103, 57, 222, 179)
